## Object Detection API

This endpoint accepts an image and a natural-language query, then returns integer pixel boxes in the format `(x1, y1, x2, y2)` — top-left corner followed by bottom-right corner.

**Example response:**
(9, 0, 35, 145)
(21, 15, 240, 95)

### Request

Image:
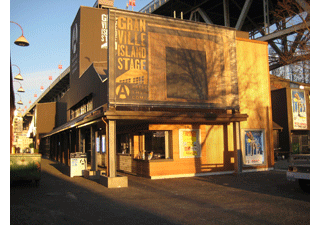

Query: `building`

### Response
(270, 75, 310, 158)
(23, 3, 274, 182)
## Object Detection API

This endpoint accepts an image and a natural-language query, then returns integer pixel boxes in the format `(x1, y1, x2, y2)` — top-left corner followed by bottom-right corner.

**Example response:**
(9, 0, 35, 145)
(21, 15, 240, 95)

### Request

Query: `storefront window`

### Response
(117, 134, 131, 154)
(144, 131, 170, 160)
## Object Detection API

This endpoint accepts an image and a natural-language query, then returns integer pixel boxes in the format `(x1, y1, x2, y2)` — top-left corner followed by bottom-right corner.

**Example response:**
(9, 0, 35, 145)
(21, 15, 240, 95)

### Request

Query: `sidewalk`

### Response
(11, 157, 309, 225)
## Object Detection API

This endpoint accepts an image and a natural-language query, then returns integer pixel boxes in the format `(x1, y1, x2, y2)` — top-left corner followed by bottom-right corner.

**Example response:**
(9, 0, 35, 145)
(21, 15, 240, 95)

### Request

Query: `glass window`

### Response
(144, 131, 170, 159)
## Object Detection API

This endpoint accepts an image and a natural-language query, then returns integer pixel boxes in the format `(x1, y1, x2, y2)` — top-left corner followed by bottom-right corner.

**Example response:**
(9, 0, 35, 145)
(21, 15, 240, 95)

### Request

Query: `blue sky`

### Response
(10, 0, 152, 112)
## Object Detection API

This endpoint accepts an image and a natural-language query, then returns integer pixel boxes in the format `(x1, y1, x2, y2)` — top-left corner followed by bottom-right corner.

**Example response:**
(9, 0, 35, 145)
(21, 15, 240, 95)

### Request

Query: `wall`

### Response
(236, 38, 274, 168)
(36, 102, 56, 134)
(122, 123, 235, 178)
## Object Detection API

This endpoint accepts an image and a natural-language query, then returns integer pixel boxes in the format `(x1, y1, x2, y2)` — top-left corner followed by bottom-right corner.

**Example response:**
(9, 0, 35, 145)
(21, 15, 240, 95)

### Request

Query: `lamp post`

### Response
(15, 93, 23, 105)
(10, 21, 30, 47)
(13, 81, 25, 93)
(11, 64, 24, 80)
(10, 21, 30, 153)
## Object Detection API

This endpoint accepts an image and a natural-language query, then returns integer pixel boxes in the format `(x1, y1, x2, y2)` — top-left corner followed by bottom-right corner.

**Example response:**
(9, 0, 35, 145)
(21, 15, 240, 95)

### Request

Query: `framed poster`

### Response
(241, 129, 265, 165)
(179, 129, 201, 158)
(291, 89, 307, 129)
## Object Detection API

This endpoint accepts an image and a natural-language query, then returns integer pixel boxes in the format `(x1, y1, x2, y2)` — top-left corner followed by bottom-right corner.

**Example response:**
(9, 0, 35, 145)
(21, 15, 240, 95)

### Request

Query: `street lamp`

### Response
(15, 93, 23, 105)
(10, 21, 29, 47)
(13, 81, 25, 93)
(11, 64, 23, 81)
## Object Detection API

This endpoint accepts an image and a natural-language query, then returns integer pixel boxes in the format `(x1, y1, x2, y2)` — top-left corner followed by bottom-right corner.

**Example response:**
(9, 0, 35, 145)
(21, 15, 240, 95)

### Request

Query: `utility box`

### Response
(70, 152, 87, 177)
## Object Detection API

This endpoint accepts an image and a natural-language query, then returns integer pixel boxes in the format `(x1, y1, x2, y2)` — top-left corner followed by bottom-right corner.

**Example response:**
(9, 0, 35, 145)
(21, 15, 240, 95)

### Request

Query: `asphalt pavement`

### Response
(10, 157, 310, 225)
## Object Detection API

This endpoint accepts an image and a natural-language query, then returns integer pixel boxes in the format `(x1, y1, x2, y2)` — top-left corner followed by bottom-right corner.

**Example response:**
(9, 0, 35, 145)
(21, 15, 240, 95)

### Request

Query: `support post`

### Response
(235, 0, 253, 30)
(108, 120, 116, 178)
(223, 0, 230, 27)
(233, 121, 242, 173)
(91, 126, 97, 171)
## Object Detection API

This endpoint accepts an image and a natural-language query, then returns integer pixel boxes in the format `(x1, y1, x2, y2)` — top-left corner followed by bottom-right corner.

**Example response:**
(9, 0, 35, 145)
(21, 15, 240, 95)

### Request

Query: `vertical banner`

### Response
(291, 89, 307, 129)
(115, 16, 148, 101)
(242, 129, 265, 165)
(179, 129, 201, 158)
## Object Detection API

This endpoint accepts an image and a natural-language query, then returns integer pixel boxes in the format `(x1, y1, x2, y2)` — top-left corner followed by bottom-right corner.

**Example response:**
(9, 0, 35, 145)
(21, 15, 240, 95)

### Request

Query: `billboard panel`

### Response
(113, 11, 239, 109)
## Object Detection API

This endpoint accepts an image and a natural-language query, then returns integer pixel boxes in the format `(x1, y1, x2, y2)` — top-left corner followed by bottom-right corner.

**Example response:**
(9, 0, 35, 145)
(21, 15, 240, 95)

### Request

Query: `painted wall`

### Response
(236, 38, 274, 168)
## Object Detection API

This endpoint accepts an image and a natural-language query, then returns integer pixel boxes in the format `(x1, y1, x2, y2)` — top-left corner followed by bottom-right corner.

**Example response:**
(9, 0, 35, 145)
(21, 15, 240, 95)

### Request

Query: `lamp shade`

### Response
(18, 86, 25, 92)
(14, 73, 23, 80)
(14, 35, 29, 47)
(17, 100, 23, 105)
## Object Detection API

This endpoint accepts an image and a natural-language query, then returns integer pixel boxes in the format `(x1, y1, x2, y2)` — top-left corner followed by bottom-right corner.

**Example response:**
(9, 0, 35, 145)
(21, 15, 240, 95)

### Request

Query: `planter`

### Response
(99, 173, 128, 188)
(83, 169, 101, 180)
(10, 154, 41, 185)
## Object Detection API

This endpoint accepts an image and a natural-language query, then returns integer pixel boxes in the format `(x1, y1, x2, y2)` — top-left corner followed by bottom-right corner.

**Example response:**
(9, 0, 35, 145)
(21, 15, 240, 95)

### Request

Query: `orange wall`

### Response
(236, 38, 274, 168)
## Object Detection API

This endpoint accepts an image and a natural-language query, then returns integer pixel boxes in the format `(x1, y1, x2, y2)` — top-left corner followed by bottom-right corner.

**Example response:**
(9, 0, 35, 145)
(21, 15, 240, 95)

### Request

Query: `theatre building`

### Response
(42, 4, 274, 182)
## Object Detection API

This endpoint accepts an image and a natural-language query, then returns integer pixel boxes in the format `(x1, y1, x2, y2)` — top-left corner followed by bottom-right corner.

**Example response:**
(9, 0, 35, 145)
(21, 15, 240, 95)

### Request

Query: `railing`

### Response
(139, 0, 169, 14)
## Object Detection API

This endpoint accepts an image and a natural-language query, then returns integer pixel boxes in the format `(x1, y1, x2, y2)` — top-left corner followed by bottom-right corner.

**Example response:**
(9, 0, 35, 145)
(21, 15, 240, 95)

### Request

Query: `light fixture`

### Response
(12, 64, 23, 81)
(13, 81, 25, 92)
(18, 86, 25, 92)
(15, 93, 23, 105)
(10, 21, 29, 47)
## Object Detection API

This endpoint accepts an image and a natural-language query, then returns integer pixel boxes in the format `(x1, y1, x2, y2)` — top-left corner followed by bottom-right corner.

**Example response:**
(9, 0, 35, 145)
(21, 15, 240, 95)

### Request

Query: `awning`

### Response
(273, 121, 283, 131)
(43, 106, 104, 138)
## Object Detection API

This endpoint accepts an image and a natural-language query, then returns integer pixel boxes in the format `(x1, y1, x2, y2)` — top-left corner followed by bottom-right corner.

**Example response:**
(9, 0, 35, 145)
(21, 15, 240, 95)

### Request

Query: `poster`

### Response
(179, 129, 201, 158)
(291, 90, 307, 129)
(242, 129, 265, 165)
(115, 16, 148, 101)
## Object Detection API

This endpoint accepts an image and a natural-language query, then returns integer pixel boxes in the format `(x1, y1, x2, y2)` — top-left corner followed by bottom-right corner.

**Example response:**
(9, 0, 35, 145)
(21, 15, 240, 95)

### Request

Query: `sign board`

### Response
(70, 152, 87, 177)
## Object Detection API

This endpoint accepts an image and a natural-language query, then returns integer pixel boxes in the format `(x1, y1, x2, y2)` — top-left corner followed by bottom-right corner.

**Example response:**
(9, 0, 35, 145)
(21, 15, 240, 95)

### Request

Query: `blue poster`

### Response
(244, 130, 264, 165)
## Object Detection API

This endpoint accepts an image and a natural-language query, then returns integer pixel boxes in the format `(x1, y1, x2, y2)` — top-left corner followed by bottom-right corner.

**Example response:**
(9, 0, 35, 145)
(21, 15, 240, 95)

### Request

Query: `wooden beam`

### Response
(104, 110, 248, 123)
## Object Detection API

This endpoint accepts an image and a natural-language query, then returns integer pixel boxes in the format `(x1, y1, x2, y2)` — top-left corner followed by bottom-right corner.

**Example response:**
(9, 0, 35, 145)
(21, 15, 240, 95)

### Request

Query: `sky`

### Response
(9, 0, 153, 113)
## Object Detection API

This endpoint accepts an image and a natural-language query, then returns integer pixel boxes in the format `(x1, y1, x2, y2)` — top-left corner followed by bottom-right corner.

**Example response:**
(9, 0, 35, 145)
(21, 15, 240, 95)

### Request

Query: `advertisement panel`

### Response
(113, 11, 239, 109)
(242, 129, 265, 165)
(179, 129, 201, 158)
(115, 16, 148, 101)
(291, 89, 307, 129)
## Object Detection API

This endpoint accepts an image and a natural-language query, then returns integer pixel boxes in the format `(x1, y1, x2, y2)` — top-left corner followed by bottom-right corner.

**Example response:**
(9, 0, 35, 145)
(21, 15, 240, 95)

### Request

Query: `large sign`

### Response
(113, 11, 239, 109)
(291, 89, 307, 129)
(115, 16, 148, 101)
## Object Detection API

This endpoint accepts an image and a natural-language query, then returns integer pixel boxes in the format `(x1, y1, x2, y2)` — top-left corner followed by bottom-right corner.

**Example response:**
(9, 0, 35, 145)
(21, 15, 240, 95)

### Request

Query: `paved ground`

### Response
(11, 157, 310, 225)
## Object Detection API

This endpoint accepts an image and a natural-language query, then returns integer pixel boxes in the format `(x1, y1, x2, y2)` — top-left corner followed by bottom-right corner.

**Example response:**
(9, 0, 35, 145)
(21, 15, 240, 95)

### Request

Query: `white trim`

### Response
(150, 171, 235, 180)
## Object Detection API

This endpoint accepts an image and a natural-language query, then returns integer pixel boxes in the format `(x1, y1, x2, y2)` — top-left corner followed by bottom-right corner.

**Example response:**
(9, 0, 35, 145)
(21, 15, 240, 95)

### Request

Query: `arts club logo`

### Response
(116, 84, 130, 99)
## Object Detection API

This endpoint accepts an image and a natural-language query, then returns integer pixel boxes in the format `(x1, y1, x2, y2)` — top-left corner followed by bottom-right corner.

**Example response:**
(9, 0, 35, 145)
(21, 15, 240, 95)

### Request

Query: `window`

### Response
(117, 134, 131, 154)
(70, 94, 93, 119)
(144, 131, 170, 160)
